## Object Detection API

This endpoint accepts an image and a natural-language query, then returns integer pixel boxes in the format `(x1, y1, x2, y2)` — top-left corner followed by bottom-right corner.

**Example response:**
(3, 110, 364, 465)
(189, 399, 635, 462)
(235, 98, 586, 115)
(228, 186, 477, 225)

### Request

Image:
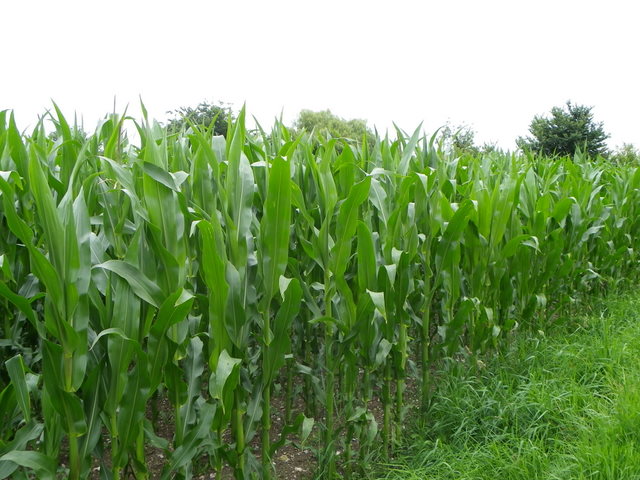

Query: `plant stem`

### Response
(262, 307, 272, 480)
(284, 359, 294, 424)
(421, 289, 433, 410)
(69, 431, 80, 480)
(135, 426, 148, 479)
(233, 389, 246, 478)
(382, 362, 392, 461)
(324, 273, 336, 479)
(360, 368, 372, 466)
(396, 316, 407, 445)
(111, 416, 120, 480)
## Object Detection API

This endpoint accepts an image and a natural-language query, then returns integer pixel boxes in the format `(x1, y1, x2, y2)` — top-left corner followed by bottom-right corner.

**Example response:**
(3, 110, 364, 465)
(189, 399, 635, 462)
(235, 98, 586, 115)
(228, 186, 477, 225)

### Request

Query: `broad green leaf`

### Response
(5, 356, 30, 422)
(331, 177, 371, 277)
(260, 156, 292, 304)
(398, 124, 422, 175)
(265, 279, 302, 383)
(357, 221, 377, 292)
(209, 350, 242, 417)
(95, 260, 164, 308)
(114, 357, 149, 467)
(501, 234, 539, 258)
(0, 451, 55, 480)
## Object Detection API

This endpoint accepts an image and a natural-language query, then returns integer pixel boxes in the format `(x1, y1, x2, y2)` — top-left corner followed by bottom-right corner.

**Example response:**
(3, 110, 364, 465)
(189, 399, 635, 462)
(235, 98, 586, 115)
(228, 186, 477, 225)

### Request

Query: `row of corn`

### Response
(0, 107, 638, 479)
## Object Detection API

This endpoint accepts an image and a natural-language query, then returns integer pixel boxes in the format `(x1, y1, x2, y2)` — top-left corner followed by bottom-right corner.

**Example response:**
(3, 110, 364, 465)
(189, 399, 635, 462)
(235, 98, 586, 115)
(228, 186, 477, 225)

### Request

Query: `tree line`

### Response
(165, 100, 639, 163)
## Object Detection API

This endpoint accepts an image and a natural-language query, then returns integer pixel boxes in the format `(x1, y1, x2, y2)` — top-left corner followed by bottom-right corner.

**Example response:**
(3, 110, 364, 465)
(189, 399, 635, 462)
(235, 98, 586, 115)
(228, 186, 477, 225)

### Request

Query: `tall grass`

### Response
(376, 296, 640, 480)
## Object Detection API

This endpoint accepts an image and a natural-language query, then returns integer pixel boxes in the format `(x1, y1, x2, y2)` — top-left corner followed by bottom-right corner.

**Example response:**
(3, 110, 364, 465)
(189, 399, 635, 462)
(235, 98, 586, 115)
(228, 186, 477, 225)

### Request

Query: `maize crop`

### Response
(0, 106, 639, 479)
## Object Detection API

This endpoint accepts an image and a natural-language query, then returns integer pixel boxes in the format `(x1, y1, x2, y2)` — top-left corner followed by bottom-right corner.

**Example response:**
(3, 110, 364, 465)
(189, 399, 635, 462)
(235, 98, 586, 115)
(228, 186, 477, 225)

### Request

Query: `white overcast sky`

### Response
(2, 0, 638, 150)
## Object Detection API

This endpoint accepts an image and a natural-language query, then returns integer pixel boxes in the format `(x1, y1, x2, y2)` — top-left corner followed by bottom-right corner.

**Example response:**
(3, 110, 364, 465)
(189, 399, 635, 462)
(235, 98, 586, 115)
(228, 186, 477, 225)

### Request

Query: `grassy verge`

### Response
(374, 295, 640, 480)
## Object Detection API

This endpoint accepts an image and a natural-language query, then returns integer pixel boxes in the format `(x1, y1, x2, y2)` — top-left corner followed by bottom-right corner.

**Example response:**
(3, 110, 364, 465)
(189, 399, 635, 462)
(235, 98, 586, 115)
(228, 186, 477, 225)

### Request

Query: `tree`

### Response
(166, 101, 234, 136)
(611, 143, 640, 165)
(293, 109, 372, 142)
(439, 122, 499, 156)
(47, 125, 88, 143)
(517, 101, 609, 157)
(439, 123, 479, 156)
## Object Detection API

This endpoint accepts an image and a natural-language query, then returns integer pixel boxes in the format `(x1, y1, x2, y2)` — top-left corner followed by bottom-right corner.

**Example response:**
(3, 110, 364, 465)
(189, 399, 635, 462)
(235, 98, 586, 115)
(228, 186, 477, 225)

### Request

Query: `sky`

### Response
(2, 0, 638, 151)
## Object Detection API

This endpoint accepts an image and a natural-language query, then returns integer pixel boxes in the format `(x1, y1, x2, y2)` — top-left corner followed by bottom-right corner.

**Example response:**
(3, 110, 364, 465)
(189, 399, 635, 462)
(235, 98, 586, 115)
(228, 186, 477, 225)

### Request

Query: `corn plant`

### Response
(0, 106, 638, 479)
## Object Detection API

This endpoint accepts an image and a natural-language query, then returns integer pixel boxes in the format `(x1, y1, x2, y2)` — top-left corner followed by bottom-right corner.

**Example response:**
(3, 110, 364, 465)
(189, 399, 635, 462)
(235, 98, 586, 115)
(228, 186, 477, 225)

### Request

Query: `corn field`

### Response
(0, 106, 639, 479)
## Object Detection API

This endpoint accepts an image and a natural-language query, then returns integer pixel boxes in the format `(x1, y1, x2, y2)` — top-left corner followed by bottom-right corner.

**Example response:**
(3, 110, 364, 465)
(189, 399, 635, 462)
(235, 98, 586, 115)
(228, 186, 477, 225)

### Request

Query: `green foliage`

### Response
(165, 100, 234, 136)
(439, 123, 479, 155)
(611, 143, 640, 165)
(375, 295, 640, 480)
(439, 123, 500, 156)
(47, 125, 88, 143)
(517, 101, 609, 157)
(294, 109, 372, 143)
(1, 106, 640, 479)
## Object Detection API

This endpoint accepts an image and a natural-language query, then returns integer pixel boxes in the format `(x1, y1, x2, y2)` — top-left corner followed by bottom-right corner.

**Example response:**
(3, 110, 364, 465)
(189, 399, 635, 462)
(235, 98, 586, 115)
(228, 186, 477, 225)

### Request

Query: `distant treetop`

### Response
(517, 101, 609, 158)
(166, 101, 234, 136)
(293, 109, 372, 143)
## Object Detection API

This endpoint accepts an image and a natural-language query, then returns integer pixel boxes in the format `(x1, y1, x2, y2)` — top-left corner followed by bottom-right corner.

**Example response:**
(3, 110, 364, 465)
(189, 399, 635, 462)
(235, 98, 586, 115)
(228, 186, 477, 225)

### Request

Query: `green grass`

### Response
(375, 295, 640, 480)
